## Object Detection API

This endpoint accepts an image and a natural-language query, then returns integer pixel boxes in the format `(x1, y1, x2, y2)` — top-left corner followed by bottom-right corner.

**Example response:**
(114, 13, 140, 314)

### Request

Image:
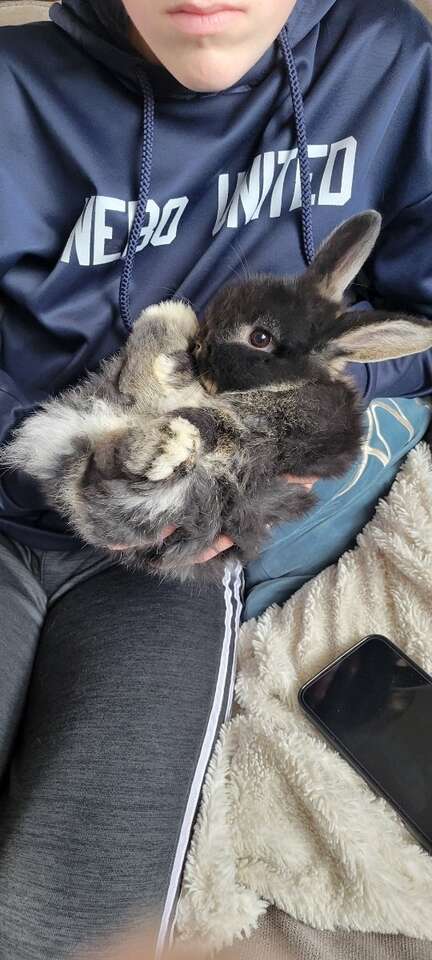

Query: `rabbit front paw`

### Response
(146, 416, 201, 481)
(137, 300, 198, 341)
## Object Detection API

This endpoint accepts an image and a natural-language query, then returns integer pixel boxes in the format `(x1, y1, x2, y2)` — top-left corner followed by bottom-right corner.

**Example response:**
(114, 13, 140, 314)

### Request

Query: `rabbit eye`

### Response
(249, 328, 273, 349)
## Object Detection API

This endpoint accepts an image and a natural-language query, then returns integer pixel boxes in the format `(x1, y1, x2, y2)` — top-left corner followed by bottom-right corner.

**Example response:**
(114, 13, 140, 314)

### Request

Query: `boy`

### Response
(0, 1, 431, 956)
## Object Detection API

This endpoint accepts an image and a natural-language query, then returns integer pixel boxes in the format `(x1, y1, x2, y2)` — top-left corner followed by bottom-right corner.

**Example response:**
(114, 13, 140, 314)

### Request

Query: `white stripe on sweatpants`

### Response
(155, 565, 242, 957)
(225, 564, 243, 721)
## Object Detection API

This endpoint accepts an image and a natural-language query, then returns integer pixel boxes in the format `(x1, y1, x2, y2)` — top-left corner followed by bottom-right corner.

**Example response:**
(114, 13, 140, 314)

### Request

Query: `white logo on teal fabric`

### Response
(333, 398, 429, 501)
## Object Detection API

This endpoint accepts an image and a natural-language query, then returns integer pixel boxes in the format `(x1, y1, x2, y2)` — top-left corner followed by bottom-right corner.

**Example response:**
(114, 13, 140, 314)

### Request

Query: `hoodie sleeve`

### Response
(0, 334, 46, 511)
(348, 7, 432, 403)
(0, 247, 46, 513)
(0, 46, 54, 511)
(0, 302, 39, 446)
(0, 179, 45, 510)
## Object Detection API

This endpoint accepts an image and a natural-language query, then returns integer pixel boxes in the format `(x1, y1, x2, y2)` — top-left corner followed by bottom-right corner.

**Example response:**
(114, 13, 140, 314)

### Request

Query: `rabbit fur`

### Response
(2, 211, 432, 582)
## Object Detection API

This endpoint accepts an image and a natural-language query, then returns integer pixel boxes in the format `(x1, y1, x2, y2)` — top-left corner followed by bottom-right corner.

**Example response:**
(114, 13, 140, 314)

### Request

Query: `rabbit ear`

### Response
(325, 309, 432, 365)
(305, 211, 382, 303)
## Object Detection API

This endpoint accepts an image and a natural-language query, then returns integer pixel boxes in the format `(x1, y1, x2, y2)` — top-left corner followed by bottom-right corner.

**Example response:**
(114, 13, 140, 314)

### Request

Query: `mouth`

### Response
(199, 374, 218, 395)
(167, 3, 245, 35)
(192, 343, 219, 394)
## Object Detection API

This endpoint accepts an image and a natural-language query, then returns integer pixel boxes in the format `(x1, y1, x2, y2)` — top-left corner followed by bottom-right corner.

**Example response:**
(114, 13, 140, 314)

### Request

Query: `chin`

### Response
(171, 51, 253, 92)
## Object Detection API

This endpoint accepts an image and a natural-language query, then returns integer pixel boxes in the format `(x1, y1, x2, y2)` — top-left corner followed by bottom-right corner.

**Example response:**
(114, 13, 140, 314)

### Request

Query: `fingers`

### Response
(282, 473, 318, 491)
(106, 480, 316, 559)
(192, 534, 234, 564)
(107, 524, 177, 552)
(158, 524, 177, 540)
(108, 530, 234, 564)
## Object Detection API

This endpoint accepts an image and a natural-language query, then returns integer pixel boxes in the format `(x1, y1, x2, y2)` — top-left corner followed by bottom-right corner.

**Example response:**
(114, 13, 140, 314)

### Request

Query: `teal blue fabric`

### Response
(243, 397, 431, 622)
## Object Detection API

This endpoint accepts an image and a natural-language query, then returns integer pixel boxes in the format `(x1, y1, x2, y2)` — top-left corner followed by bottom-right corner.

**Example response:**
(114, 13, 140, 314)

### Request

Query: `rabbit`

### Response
(2, 210, 432, 582)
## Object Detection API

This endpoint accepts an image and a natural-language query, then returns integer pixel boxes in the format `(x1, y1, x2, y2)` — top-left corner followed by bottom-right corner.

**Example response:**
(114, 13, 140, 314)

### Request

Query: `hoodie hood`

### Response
(50, 0, 330, 330)
(50, 0, 337, 97)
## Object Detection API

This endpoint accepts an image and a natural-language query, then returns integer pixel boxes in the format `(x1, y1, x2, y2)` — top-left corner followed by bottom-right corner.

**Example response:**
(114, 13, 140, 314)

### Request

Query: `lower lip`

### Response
(168, 8, 243, 35)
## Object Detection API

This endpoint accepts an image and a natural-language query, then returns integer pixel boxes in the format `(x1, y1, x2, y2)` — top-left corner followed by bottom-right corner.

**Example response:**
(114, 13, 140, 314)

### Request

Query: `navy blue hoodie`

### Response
(0, 0, 431, 549)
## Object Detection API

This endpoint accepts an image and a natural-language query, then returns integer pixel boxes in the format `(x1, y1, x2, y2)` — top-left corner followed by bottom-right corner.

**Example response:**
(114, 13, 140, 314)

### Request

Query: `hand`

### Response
(107, 527, 233, 565)
(282, 473, 317, 491)
(107, 524, 177, 552)
(107, 475, 318, 564)
(191, 533, 234, 564)
(190, 475, 318, 563)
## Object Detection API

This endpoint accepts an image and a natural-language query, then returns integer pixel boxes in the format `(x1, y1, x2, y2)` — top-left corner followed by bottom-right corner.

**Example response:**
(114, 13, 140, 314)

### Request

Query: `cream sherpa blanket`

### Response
(176, 442, 432, 951)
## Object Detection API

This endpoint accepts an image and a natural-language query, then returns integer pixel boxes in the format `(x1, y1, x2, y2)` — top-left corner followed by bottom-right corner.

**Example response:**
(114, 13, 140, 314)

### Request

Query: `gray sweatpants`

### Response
(0, 531, 242, 959)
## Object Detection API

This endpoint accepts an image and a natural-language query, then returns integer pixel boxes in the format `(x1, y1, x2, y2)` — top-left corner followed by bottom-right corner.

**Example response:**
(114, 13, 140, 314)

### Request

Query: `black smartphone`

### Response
(298, 634, 432, 854)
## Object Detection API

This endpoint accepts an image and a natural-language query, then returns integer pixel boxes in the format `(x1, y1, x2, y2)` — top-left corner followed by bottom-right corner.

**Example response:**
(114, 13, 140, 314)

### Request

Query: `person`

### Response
(0, 0, 431, 957)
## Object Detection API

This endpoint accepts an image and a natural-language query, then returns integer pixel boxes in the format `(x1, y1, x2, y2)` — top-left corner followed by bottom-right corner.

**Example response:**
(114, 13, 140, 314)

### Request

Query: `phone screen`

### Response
(299, 635, 432, 848)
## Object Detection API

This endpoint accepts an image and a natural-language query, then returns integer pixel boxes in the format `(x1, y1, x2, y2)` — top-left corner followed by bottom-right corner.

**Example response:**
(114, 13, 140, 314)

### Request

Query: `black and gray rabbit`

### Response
(2, 211, 432, 580)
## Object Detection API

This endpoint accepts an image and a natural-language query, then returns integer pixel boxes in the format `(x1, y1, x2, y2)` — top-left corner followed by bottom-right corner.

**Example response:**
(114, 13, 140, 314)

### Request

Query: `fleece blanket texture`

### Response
(176, 442, 432, 951)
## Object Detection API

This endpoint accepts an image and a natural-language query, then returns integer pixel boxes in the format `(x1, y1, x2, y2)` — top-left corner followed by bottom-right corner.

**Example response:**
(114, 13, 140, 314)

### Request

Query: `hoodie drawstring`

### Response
(119, 31, 315, 333)
(279, 25, 315, 267)
(119, 71, 155, 332)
